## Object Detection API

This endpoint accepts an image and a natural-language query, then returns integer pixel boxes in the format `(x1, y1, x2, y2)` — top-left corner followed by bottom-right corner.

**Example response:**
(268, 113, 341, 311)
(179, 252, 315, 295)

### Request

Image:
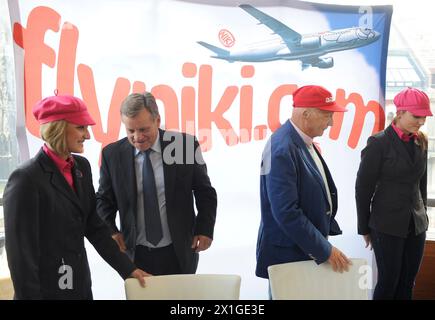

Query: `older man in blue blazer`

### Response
(256, 85, 352, 282)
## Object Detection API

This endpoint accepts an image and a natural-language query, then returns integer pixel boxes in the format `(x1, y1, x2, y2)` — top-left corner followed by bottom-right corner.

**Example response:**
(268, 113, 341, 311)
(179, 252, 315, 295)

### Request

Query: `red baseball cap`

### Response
(393, 87, 432, 117)
(33, 95, 96, 125)
(292, 85, 347, 112)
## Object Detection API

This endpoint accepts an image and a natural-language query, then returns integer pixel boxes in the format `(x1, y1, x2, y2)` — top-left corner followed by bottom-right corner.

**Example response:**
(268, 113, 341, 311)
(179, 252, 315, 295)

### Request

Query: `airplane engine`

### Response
(300, 36, 321, 49)
(315, 57, 334, 68)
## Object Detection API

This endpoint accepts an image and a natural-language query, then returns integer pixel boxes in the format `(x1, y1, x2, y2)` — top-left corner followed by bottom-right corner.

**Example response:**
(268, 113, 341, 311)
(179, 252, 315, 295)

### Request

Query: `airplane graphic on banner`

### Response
(198, 4, 381, 69)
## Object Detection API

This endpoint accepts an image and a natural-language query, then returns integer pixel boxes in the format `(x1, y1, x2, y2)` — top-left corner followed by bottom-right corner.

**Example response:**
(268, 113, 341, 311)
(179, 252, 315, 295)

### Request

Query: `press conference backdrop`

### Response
(6, 0, 392, 298)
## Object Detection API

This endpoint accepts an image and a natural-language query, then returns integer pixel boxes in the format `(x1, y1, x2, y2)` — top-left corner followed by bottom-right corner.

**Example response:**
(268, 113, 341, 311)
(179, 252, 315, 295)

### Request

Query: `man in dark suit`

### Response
(256, 85, 352, 284)
(96, 92, 217, 275)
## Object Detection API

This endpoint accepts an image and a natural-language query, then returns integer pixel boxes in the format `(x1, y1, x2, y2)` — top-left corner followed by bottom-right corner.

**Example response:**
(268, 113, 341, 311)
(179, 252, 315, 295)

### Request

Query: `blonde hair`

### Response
(416, 131, 428, 152)
(39, 120, 68, 155)
(392, 112, 428, 151)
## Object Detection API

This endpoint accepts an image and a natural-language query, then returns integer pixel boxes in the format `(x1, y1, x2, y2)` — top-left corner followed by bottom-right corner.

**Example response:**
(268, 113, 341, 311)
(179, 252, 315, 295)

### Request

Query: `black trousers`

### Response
(371, 221, 426, 300)
(134, 244, 182, 276)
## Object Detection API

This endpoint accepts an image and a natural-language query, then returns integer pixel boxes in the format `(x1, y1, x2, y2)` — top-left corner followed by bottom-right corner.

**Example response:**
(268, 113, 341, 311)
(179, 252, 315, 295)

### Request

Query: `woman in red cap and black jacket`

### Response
(3, 94, 149, 299)
(356, 87, 432, 300)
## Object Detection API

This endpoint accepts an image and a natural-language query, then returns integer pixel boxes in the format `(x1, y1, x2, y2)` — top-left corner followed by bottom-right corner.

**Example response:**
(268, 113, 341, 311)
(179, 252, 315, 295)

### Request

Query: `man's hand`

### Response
(191, 235, 212, 253)
(112, 232, 127, 252)
(130, 268, 152, 288)
(327, 246, 352, 273)
(363, 234, 372, 250)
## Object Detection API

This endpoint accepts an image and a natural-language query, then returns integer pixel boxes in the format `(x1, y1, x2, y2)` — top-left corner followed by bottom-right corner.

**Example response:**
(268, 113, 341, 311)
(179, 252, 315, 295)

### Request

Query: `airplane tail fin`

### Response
(197, 41, 230, 57)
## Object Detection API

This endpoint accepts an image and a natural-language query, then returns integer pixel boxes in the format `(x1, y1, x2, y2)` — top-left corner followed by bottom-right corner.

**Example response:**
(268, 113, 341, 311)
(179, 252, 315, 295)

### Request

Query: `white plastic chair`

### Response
(125, 274, 241, 300)
(268, 258, 369, 300)
(0, 277, 14, 300)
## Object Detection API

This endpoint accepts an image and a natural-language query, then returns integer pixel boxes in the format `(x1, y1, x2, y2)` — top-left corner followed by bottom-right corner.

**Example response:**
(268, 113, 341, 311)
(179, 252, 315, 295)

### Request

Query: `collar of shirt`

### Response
(42, 144, 74, 172)
(134, 130, 162, 157)
(290, 119, 314, 147)
(391, 122, 417, 142)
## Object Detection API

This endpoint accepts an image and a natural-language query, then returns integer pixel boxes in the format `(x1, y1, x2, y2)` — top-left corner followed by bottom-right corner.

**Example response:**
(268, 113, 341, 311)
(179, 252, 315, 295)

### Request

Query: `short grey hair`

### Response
(120, 92, 160, 119)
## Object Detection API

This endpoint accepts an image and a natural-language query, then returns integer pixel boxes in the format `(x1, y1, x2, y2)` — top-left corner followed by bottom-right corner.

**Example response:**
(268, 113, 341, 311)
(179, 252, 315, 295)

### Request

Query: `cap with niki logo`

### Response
(292, 85, 347, 112)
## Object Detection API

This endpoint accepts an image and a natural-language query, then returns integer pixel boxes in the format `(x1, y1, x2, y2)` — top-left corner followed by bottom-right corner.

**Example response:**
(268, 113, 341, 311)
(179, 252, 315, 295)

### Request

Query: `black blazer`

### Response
(96, 129, 217, 273)
(3, 149, 136, 299)
(355, 125, 429, 238)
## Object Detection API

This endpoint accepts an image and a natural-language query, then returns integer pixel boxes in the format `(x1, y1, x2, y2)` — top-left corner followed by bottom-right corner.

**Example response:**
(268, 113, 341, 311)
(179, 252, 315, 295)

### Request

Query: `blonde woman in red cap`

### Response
(356, 87, 432, 300)
(3, 95, 149, 299)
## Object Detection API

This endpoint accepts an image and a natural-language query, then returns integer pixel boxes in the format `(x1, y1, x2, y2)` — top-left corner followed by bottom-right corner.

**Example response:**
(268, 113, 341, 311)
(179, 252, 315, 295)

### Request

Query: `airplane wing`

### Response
(239, 4, 302, 46)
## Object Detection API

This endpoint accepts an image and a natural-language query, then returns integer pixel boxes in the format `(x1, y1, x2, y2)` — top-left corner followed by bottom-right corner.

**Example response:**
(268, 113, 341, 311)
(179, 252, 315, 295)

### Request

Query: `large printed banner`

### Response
(9, 0, 392, 298)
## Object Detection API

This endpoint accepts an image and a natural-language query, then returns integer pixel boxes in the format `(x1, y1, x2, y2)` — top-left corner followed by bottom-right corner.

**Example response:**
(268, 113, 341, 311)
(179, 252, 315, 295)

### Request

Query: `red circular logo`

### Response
(219, 29, 235, 48)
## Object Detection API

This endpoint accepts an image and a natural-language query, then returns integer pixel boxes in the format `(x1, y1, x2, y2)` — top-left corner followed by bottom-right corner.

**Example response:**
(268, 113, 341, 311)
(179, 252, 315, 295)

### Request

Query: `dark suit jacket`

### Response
(96, 129, 217, 274)
(3, 149, 136, 299)
(256, 121, 342, 279)
(356, 125, 429, 238)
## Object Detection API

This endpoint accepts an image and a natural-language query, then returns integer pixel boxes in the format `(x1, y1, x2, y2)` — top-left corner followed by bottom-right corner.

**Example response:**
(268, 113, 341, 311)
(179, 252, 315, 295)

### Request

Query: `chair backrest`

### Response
(125, 274, 241, 300)
(0, 277, 14, 300)
(268, 258, 369, 300)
